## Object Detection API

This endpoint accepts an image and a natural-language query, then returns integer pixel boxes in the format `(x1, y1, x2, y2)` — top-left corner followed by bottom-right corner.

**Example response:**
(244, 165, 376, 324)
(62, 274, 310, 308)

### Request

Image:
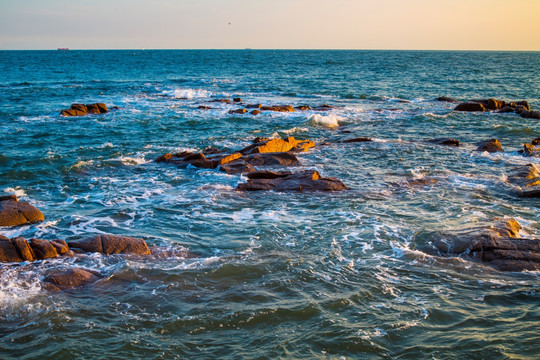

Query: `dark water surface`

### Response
(0, 50, 539, 359)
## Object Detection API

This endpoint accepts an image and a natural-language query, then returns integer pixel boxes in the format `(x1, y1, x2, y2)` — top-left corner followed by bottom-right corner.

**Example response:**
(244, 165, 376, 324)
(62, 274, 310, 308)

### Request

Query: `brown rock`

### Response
(51, 239, 70, 254)
(155, 153, 173, 163)
(516, 100, 530, 111)
(228, 108, 248, 114)
(86, 103, 108, 114)
(515, 105, 527, 114)
(454, 102, 486, 112)
(71, 104, 88, 113)
(244, 152, 301, 167)
(0, 198, 45, 227)
(233, 97, 242, 103)
(260, 105, 295, 112)
(521, 111, 540, 119)
(428, 138, 460, 146)
(219, 153, 242, 165)
(532, 138, 540, 146)
(246, 104, 262, 109)
(44, 268, 102, 290)
(0, 237, 23, 262)
(60, 108, 87, 116)
(209, 99, 232, 104)
(312, 104, 335, 111)
(70, 235, 151, 255)
(219, 160, 255, 174)
(343, 137, 372, 143)
(250, 110, 261, 115)
(198, 106, 213, 110)
(29, 238, 59, 260)
(241, 137, 314, 154)
(295, 105, 311, 111)
(436, 96, 459, 103)
(476, 139, 503, 153)
(236, 170, 347, 192)
(12, 237, 35, 261)
(0, 195, 17, 202)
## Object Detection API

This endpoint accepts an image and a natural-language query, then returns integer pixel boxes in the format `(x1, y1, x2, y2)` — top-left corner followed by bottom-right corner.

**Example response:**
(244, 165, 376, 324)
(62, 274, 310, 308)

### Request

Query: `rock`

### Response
(0, 237, 23, 262)
(0, 195, 17, 202)
(240, 137, 315, 154)
(29, 238, 59, 260)
(312, 104, 334, 111)
(436, 96, 459, 103)
(12, 237, 35, 261)
(198, 106, 213, 110)
(43, 268, 102, 290)
(0, 196, 44, 227)
(532, 138, 540, 146)
(507, 164, 540, 198)
(236, 170, 347, 192)
(250, 110, 261, 115)
(295, 105, 311, 111)
(220, 153, 242, 165)
(219, 160, 255, 174)
(515, 105, 527, 114)
(422, 218, 540, 271)
(428, 138, 460, 146)
(69, 234, 151, 255)
(246, 104, 262, 109)
(233, 97, 242, 103)
(51, 239, 70, 254)
(260, 105, 295, 112)
(60, 103, 108, 116)
(343, 137, 372, 143)
(209, 99, 232, 104)
(476, 139, 503, 153)
(252, 137, 270, 144)
(228, 108, 248, 114)
(155, 151, 218, 169)
(454, 102, 486, 112)
(244, 152, 301, 167)
(516, 100, 530, 111)
(521, 110, 540, 119)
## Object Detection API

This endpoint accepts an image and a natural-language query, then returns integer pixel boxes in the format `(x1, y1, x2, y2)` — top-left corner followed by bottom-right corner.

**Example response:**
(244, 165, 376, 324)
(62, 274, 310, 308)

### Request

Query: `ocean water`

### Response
(0, 50, 539, 359)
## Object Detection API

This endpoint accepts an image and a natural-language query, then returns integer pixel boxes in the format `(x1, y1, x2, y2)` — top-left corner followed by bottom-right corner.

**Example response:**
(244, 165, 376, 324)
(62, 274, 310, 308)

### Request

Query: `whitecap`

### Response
(3, 187, 26, 198)
(308, 114, 342, 129)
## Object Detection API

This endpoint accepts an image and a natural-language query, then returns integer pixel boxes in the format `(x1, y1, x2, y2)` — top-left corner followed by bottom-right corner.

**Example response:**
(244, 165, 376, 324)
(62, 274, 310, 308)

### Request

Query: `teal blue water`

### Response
(1, 50, 539, 359)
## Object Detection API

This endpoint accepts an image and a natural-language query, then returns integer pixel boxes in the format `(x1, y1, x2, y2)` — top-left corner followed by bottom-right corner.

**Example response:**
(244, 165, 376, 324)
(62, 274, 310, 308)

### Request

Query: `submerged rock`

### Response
(507, 164, 540, 198)
(0, 195, 44, 227)
(228, 108, 247, 114)
(236, 170, 347, 192)
(436, 96, 459, 103)
(60, 103, 108, 116)
(428, 138, 460, 146)
(44, 268, 102, 290)
(260, 105, 295, 112)
(343, 137, 372, 143)
(419, 218, 540, 272)
(454, 102, 486, 112)
(69, 234, 151, 255)
(476, 139, 503, 153)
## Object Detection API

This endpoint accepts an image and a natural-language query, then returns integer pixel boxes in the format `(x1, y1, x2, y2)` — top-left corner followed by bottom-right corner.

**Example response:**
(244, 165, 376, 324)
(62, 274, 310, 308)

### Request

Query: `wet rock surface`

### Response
(60, 103, 109, 116)
(507, 164, 540, 198)
(44, 268, 103, 290)
(69, 234, 151, 255)
(236, 170, 348, 192)
(0, 195, 44, 227)
(418, 218, 540, 272)
(476, 138, 503, 153)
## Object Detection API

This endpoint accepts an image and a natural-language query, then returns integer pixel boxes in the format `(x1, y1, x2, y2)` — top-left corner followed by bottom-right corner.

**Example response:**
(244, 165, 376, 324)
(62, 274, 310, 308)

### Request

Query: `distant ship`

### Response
(57, 48, 69, 51)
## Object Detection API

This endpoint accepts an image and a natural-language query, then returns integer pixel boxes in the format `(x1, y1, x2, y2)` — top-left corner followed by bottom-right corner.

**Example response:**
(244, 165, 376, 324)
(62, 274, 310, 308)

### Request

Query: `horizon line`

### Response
(1, 48, 540, 52)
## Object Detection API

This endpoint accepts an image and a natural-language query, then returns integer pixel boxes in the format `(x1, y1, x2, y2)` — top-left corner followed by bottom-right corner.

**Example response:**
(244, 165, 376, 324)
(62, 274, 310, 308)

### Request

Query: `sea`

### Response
(0, 50, 539, 359)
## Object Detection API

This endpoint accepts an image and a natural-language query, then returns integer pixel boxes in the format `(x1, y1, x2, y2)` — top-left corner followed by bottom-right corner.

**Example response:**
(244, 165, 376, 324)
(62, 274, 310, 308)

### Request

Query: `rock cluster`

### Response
(0, 234, 151, 263)
(428, 218, 540, 272)
(60, 103, 109, 116)
(198, 98, 336, 115)
(0, 195, 44, 227)
(453, 98, 540, 119)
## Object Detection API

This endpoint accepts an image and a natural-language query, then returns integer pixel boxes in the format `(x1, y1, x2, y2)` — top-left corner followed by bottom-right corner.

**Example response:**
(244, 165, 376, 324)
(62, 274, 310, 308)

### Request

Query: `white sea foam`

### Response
(171, 88, 212, 99)
(3, 187, 26, 198)
(308, 114, 342, 129)
(106, 155, 150, 166)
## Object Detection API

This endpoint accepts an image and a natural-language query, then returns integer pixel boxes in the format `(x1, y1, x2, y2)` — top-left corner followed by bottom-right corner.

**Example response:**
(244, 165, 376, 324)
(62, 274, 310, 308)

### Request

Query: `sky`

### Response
(1, 0, 539, 50)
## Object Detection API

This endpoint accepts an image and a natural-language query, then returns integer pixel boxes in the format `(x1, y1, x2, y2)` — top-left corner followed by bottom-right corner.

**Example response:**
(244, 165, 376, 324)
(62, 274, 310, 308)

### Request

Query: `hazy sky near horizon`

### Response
(1, 0, 539, 50)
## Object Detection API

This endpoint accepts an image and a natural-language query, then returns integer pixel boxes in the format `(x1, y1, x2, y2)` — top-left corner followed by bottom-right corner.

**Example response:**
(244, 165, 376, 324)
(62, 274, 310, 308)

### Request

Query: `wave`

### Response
(308, 114, 343, 129)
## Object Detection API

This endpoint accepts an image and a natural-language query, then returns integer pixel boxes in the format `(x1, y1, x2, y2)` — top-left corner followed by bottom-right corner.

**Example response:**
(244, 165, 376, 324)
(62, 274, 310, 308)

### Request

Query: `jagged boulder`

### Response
(60, 103, 108, 116)
(236, 170, 347, 192)
(260, 105, 295, 112)
(416, 218, 540, 272)
(507, 164, 540, 198)
(69, 234, 151, 255)
(44, 268, 102, 290)
(0, 195, 44, 227)
(240, 137, 315, 154)
(476, 139, 503, 153)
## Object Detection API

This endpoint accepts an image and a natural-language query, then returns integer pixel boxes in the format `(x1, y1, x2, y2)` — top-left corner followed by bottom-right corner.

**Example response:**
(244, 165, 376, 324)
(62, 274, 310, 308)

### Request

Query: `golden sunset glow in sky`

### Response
(1, 0, 539, 50)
